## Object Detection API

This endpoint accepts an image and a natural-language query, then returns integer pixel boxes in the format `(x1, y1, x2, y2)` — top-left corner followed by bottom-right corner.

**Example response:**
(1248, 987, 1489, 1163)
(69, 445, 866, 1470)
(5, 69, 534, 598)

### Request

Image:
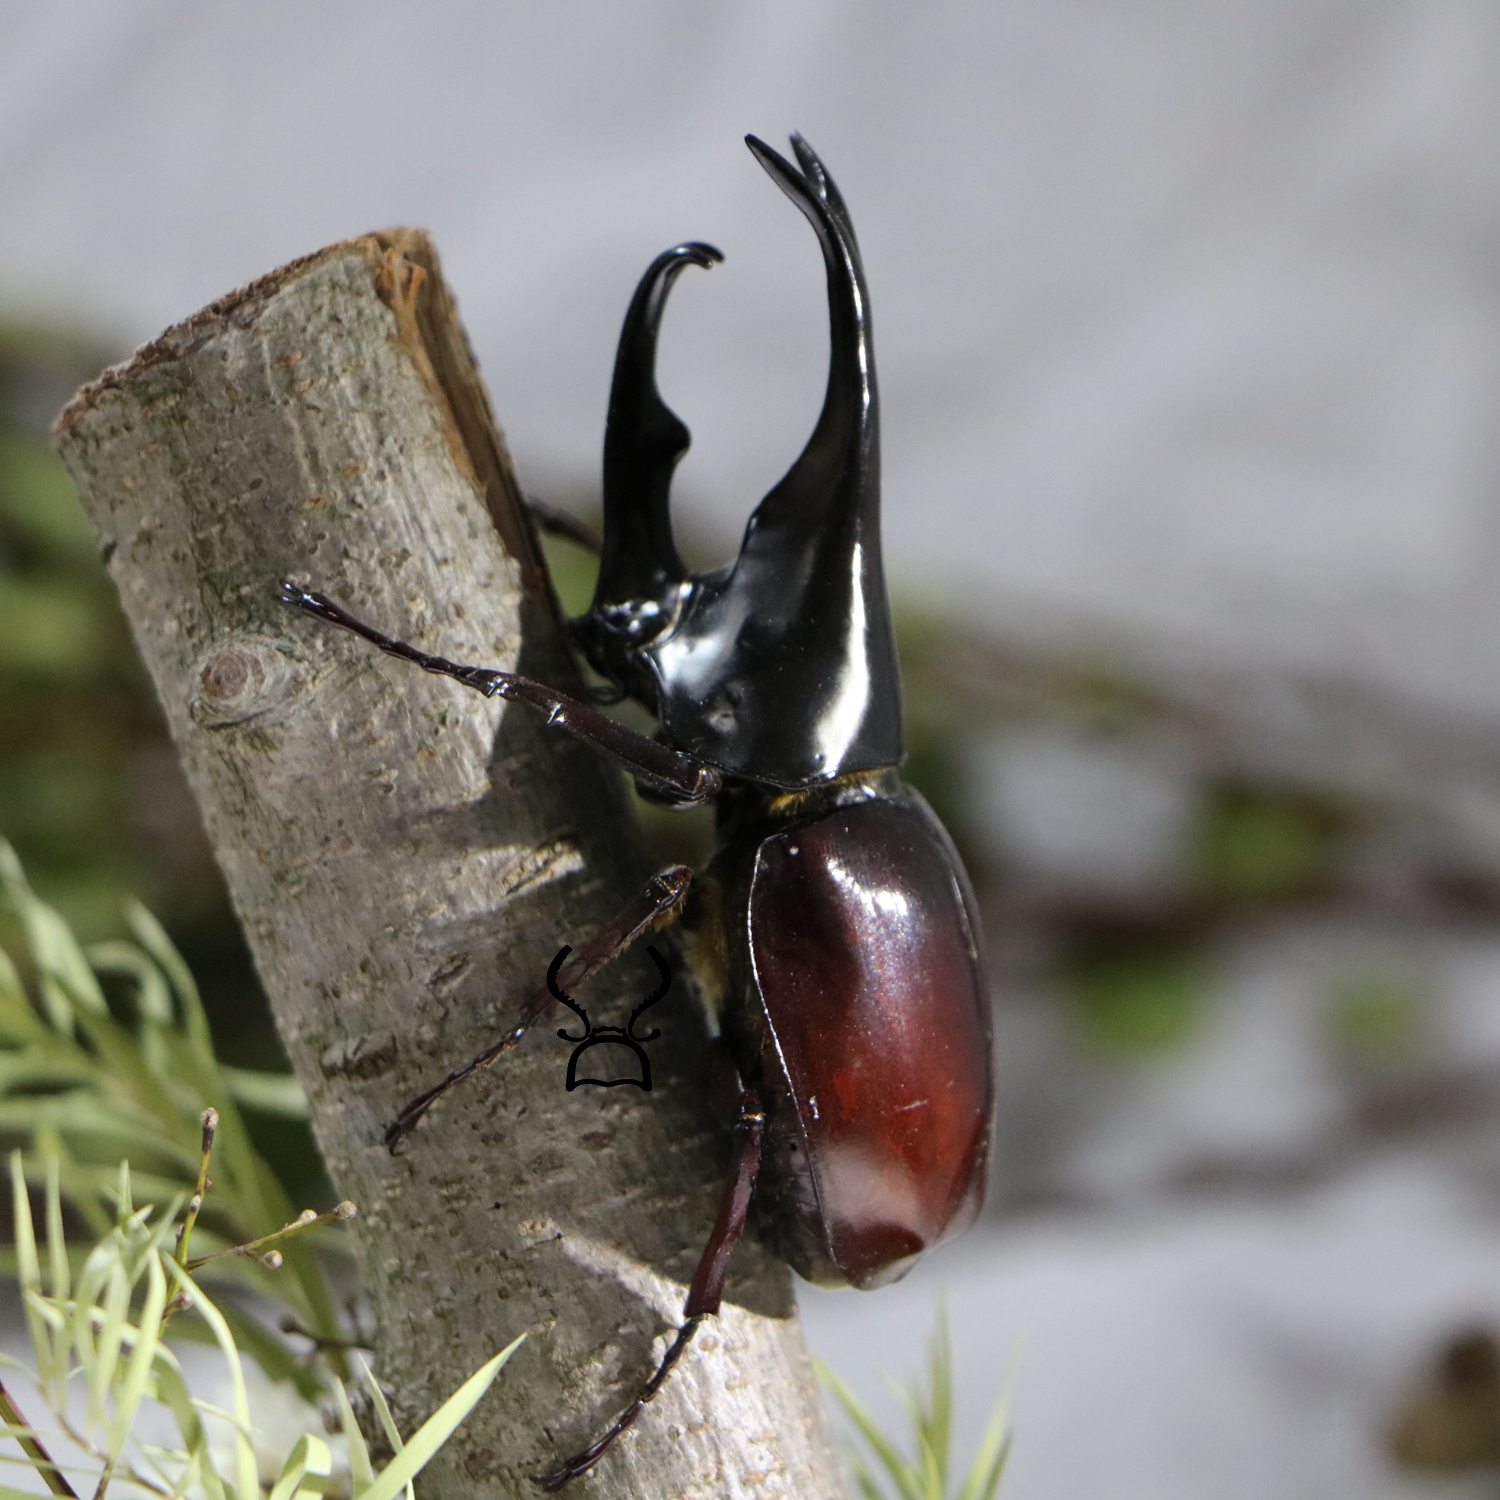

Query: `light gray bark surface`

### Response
(53, 233, 843, 1499)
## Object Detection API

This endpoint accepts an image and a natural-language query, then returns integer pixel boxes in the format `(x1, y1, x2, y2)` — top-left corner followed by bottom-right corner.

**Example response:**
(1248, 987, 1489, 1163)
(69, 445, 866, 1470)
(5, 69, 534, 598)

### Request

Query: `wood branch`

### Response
(53, 232, 843, 1498)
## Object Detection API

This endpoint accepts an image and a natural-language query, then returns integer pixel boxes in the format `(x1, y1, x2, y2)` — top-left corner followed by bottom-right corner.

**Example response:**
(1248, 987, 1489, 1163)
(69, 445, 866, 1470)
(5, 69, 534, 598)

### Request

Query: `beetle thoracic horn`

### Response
(740, 132, 878, 567)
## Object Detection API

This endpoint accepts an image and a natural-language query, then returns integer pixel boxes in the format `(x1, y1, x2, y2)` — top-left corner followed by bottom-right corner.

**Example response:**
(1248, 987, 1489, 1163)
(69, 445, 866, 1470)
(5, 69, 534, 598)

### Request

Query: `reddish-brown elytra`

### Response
(723, 775, 990, 1292)
(282, 131, 993, 1490)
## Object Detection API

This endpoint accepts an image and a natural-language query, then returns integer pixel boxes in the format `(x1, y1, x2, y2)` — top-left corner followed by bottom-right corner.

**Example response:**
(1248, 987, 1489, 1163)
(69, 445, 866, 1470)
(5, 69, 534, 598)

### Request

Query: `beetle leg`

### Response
(279, 582, 723, 805)
(384, 865, 693, 1149)
(535, 1089, 764, 1491)
(524, 497, 602, 555)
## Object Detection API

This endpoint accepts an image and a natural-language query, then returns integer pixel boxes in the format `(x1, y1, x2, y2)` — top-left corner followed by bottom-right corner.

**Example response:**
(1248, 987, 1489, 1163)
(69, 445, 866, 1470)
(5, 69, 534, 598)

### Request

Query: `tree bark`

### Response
(53, 233, 843, 1499)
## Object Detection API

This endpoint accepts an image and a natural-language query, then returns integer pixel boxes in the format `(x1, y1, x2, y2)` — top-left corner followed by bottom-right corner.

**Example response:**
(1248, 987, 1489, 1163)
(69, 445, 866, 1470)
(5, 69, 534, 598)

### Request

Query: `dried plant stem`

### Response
(185, 1201, 357, 1271)
(0, 1376, 80, 1499)
(173, 1107, 218, 1270)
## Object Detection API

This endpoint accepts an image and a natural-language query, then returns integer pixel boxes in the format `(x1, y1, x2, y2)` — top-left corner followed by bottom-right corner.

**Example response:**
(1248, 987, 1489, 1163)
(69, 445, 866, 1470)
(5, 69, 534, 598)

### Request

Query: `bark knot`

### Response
(191, 635, 298, 727)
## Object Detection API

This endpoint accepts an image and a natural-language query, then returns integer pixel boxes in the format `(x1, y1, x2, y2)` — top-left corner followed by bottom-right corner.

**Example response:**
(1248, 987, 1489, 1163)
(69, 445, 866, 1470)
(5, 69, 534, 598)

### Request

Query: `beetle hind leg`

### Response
(534, 1088, 764, 1490)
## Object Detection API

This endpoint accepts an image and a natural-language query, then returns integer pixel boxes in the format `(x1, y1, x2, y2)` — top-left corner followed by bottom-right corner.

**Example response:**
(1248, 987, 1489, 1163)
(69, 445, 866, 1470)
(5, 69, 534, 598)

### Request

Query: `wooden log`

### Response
(54, 231, 843, 1498)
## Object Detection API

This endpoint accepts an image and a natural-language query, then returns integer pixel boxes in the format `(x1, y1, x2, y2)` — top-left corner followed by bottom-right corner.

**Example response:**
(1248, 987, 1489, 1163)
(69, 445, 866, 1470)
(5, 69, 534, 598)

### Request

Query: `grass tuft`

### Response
(0, 1148, 522, 1499)
(818, 1303, 1013, 1500)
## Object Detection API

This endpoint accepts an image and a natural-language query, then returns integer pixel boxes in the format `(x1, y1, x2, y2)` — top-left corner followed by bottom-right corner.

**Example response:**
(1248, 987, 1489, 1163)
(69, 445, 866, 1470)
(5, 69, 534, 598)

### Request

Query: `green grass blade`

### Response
(895, 1375, 944, 1500)
(268, 1433, 332, 1500)
(360, 1359, 405, 1452)
(955, 1341, 1019, 1500)
(153, 1360, 227, 1500)
(70, 1235, 118, 1409)
(0, 942, 26, 1008)
(213, 1301, 322, 1405)
(85, 1256, 132, 1436)
(84, 941, 172, 1025)
(926, 1307, 953, 1496)
(358, 1358, 411, 1500)
(164, 1263, 257, 1500)
(9, 1151, 54, 1391)
(0, 847, 107, 1028)
(0, 850, 345, 1413)
(68, 1010, 190, 1147)
(169, 1446, 216, 1500)
(820, 1304, 1014, 1500)
(956, 1407, 1014, 1500)
(113, 1159, 132, 1224)
(46, 1133, 122, 1239)
(9, 1151, 40, 1299)
(43, 1153, 67, 1304)
(356, 1334, 525, 1500)
(106, 1249, 167, 1463)
(220, 1069, 308, 1120)
(123, 901, 209, 1056)
(329, 1377, 374, 1494)
(816, 1357, 922, 1500)
(84, 940, 173, 1076)
(971, 1432, 1012, 1500)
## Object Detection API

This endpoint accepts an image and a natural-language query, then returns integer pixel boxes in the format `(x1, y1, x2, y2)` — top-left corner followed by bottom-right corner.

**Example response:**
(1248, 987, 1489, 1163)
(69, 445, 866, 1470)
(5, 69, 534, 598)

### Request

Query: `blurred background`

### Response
(5, 2, 1500, 1495)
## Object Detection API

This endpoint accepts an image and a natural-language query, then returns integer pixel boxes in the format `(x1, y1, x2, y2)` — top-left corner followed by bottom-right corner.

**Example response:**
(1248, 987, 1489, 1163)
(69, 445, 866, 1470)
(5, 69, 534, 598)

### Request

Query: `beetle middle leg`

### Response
(535, 1082, 764, 1491)
(385, 864, 692, 1147)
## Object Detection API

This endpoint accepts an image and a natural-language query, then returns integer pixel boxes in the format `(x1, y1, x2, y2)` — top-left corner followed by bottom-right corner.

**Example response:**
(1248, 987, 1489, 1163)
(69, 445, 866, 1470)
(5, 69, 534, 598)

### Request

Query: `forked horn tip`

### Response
(743, 132, 791, 174)
(745, 133, 846, 223)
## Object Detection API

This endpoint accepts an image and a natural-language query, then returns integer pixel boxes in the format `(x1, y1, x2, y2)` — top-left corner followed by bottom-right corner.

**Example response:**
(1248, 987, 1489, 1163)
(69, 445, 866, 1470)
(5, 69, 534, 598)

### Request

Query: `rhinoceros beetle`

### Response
(282, 132, 993, 1489)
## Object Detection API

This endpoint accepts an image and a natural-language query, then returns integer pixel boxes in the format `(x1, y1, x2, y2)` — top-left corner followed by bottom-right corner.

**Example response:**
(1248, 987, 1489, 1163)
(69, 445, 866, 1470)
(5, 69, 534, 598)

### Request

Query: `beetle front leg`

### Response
(279, 582, 721, 805)
(385, 865, 693, 1148)
(535, 1086, 764, 1491)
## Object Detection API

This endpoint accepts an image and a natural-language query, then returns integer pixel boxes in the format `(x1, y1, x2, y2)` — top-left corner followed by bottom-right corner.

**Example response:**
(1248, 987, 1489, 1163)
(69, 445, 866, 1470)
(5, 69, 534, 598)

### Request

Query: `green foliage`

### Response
(1, 321, 291, 1226)
(819, 1308, 1011, 1500)
(1326, 971, 1427, 1062)
(0, 337, 161, 940)
(1042, 661, 1163, 737)
(534, 523, 599, 622)
(1191, 784, 1346, 903)
(0, 842, 342, 1395)
(1065, 942, 1207, 1055)
(1, 1150, 523, 1500)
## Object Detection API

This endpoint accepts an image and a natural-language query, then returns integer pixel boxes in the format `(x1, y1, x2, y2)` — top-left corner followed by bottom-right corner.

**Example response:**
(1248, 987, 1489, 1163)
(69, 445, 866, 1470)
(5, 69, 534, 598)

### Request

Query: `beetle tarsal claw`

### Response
(531, 1316, 708, 1491)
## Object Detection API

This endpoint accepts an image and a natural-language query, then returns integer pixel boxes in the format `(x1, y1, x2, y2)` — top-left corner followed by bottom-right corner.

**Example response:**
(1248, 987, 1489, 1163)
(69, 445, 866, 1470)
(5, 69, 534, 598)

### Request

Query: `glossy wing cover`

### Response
(723, 780, 992, 1287)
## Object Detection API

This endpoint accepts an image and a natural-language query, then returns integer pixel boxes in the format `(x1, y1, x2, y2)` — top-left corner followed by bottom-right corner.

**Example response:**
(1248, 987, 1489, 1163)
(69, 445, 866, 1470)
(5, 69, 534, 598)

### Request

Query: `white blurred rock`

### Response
(967, 728, 1198, 902)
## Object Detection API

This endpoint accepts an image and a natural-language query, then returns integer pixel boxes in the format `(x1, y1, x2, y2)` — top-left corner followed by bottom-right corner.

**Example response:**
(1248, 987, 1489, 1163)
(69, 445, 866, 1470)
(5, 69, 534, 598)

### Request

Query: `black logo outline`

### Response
(548, 944, 669, 1091)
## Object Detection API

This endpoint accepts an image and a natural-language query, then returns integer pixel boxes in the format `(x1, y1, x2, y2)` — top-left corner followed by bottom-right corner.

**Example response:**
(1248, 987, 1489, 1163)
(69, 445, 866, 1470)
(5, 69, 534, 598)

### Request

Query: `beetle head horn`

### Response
(581, 240, 722, 692)
(579, 135, 902, 788)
